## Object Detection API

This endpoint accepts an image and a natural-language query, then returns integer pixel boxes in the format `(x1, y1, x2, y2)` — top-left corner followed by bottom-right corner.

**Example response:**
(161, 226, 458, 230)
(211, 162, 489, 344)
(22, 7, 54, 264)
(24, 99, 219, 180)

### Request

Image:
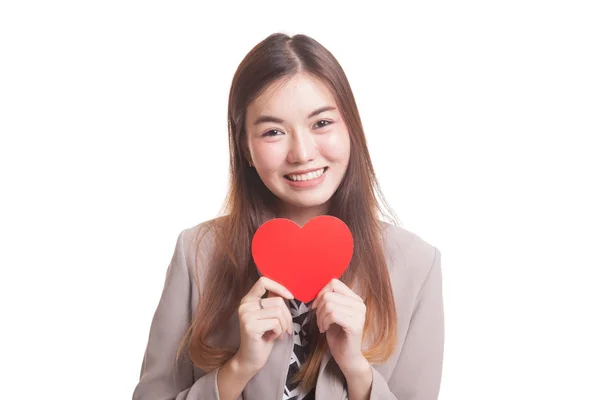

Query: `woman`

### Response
(132, 32, 444, 400)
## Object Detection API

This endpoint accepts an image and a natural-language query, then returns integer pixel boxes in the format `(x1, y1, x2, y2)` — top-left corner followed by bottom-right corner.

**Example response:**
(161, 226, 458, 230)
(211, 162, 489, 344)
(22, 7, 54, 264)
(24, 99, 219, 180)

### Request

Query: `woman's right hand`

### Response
(234, 276, 294, 375)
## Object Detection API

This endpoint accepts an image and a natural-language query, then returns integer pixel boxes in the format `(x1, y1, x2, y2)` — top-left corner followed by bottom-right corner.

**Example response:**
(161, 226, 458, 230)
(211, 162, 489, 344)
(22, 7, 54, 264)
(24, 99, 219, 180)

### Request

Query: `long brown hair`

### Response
(177, 32, 400, 394)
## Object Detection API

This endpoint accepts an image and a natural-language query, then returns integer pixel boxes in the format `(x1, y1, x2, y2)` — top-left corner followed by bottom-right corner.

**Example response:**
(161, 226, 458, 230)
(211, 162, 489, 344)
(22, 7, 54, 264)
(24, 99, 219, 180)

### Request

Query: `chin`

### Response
(263, 176, 340, 211)
(280, 192, 334, 209)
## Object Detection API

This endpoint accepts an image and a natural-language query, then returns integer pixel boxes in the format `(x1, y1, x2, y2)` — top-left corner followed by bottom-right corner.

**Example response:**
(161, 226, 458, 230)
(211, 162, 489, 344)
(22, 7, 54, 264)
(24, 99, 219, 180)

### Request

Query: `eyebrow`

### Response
(252, 106, 337, 126)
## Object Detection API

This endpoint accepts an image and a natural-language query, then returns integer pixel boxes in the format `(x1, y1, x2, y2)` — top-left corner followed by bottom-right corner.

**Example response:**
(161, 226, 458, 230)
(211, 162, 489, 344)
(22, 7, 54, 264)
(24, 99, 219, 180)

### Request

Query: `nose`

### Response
(287, 129, 317, 164)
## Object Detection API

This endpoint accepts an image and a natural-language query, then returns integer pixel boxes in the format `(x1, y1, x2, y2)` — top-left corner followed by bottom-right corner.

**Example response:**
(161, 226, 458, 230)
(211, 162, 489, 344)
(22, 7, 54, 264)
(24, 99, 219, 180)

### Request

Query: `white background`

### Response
(1, 1, 599, 399)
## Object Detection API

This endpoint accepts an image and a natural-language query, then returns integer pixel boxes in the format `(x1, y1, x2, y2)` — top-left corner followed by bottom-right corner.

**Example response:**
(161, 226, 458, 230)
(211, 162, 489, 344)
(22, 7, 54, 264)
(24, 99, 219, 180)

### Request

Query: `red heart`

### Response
(251, 215, 354, 302)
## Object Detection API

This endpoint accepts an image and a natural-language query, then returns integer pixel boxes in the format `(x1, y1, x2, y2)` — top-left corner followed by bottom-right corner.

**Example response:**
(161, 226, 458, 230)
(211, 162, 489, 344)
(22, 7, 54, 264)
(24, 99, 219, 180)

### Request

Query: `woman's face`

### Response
(245, 72, 351, 219)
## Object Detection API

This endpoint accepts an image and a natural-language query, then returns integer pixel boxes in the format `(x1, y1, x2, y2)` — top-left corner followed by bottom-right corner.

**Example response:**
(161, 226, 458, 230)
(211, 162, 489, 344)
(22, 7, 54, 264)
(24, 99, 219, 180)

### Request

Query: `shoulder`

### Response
(378, 220, 440, 291)
(175, 215, 229, 278)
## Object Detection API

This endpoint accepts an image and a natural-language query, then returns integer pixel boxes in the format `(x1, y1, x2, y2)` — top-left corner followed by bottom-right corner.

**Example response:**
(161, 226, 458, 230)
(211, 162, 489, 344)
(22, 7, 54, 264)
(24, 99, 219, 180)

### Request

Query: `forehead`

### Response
(247, 73, 337, 118)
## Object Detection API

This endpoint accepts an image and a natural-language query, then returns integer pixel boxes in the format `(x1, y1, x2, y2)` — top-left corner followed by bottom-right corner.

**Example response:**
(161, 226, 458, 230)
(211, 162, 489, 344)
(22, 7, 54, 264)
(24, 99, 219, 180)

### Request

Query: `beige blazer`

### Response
(132, 218, 444, 399)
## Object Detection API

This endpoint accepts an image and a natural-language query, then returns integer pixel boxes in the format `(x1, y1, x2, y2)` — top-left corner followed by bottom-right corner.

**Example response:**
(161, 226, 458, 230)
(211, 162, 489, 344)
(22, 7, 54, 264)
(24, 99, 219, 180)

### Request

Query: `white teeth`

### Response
(287, 168, 325, 181)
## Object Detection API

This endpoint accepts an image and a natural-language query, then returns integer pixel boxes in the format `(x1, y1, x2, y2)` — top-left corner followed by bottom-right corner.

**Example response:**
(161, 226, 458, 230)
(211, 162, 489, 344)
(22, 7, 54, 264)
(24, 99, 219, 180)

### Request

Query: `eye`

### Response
(261, 129, 284, 137)
(313, 120, 332, 129)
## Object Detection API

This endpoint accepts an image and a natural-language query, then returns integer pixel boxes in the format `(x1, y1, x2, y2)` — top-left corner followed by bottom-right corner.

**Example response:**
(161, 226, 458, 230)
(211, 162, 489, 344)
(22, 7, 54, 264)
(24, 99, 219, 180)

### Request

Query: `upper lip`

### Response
(285, 167, 327, 176)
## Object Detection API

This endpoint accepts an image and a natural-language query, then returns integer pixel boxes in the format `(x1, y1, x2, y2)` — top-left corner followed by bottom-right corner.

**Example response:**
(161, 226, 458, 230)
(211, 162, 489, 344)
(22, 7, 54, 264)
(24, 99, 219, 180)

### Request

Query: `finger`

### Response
(313, 279, 335, 309)
(313, 279, 362, 310)
(260, 297, 293, 334)
(249, 318, 283, 341)
(316, 302, 354, 333)
(242, 317, 282, 338)
(242, 295, 289, 312)
(259, 296, 289, 309)
(250, 306, 291, 336)
(321, 308, 358, 334)
(245, 276, 294, 301)
(328, 278, 362, 300)
(315, 291, 363, 311)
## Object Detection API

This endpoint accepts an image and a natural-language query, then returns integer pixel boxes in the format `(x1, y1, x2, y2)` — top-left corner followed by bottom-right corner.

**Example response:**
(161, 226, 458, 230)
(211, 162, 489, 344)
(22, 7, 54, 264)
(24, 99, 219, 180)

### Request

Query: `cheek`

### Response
(319, 130, 351, 162)
(252, 142, 288, 172)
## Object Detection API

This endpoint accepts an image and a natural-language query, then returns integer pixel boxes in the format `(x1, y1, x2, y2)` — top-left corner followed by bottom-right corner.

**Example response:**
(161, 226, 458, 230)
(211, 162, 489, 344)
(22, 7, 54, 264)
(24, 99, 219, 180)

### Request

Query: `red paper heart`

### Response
(251, 215, 354, 302)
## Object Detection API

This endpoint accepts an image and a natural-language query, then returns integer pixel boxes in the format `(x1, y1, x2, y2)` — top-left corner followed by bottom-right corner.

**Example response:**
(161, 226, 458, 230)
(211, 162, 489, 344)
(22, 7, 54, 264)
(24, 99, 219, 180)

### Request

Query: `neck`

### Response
(275, 200, 329, 227)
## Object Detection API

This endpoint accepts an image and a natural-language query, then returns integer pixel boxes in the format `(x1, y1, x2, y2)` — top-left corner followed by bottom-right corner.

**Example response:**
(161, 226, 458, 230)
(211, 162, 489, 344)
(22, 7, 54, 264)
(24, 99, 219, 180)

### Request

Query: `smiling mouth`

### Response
(284, 167, 328, 181)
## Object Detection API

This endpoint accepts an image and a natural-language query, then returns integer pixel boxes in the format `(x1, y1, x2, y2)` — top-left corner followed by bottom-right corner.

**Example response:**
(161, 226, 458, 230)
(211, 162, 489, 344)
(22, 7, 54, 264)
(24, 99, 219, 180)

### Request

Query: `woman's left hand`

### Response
(311, 278, 369, 375)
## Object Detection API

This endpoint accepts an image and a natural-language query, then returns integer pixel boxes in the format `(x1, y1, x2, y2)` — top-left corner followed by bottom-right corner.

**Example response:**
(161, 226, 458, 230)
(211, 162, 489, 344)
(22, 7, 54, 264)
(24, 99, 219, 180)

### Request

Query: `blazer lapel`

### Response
(243, 329, 293, 399)
(242, 335, 348, 399)
(315, 349, 348, 399)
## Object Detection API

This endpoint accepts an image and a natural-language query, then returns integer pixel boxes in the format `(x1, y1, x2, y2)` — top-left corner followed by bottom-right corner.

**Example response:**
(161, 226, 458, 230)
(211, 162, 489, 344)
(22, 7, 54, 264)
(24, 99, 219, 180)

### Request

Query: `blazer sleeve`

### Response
(370, 246, 445, 400)
(132, 228, 224, 400)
